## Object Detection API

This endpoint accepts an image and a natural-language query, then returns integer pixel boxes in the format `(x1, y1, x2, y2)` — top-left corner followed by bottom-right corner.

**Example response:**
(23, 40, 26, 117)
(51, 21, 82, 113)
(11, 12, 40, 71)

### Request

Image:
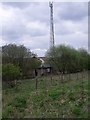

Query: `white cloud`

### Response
(55, 16, 88, 35)
(31, 48, 47, 57)
(1, 2, 88, 56)
(55, 32, 88, 50)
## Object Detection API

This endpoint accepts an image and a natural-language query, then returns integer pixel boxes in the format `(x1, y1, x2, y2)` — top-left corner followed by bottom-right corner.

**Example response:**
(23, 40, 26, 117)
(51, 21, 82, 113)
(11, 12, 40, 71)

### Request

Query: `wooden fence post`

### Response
(35, 77, 38, 90)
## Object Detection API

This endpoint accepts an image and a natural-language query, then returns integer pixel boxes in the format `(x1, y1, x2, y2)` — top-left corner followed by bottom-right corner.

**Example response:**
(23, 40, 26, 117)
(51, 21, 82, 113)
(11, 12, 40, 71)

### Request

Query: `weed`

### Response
(72, 106, 82, 116)
(2, 73, 88, 118)
(3, 105, 13, 118)
(68, 92, 75, 101)
(14, 95, 27, 109)
(48, 88, 61, 100)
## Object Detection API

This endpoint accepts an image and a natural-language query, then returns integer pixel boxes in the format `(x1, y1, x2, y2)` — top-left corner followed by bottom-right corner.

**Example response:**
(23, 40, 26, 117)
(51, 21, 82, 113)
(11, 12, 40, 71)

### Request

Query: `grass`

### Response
(2, 71, 88, 118)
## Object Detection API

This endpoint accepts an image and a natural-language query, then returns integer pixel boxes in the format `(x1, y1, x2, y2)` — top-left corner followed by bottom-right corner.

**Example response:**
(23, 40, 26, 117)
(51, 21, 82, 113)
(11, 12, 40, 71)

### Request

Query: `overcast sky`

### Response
(0, 2, 88, 56)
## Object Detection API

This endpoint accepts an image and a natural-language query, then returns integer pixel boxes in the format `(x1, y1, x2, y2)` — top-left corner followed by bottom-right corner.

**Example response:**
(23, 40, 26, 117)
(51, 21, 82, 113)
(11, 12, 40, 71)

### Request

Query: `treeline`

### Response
(46, 44, 90, 74)
(2, 44, 90, 83)
(2, 44, 41, 82)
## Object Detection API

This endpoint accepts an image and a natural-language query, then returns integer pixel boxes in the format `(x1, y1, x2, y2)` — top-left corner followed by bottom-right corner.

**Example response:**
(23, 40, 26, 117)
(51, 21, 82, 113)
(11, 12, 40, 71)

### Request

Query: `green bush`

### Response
(2, 64, 22, 81)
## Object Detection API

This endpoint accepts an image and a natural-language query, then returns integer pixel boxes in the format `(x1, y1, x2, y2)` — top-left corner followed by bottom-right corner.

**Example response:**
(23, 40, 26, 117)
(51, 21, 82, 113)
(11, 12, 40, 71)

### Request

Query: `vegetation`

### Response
(2, 44, 41, 79)
(46, 45, 89, 73)
(2, 43, 89, 118)
(2, 64, 21, 82)
(2, 72, 88, 118)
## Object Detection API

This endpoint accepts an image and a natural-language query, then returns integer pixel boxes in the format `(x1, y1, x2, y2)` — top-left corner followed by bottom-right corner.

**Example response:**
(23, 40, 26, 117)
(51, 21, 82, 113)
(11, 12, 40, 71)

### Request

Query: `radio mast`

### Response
(49, 2, 54, 48)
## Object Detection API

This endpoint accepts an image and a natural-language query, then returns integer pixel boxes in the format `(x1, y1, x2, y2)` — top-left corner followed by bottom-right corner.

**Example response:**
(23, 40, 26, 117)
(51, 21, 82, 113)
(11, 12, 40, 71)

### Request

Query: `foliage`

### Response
(88, 55, 90, 70)
(46, 45, 89, 73)
(2, 44, 32, 63)
(2, 44, 41, 78)
(22, 57, 41, 77)
(2, 64, 21, 81)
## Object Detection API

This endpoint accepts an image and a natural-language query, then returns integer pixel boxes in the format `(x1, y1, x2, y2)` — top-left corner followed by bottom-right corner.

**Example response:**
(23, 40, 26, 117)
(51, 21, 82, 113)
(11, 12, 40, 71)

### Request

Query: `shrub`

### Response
(2, 64, 22, 82)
